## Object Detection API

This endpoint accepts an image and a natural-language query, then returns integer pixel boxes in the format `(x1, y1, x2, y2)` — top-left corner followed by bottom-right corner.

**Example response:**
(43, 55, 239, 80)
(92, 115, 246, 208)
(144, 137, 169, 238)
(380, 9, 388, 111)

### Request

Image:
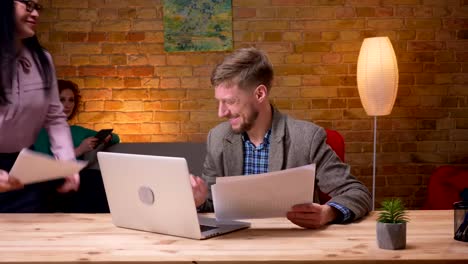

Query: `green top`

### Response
(34, 125, 120, 160)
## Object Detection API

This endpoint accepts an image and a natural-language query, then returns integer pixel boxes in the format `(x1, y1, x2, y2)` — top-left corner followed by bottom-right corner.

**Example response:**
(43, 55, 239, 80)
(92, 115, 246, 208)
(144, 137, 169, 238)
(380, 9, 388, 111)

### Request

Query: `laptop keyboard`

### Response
(200, 225, 218, 232)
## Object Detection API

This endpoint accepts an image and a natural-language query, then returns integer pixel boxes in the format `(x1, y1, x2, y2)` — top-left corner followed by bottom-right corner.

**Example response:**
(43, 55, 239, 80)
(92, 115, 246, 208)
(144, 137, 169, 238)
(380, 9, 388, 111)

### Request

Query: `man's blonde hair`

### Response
(210, 47, 274, 91)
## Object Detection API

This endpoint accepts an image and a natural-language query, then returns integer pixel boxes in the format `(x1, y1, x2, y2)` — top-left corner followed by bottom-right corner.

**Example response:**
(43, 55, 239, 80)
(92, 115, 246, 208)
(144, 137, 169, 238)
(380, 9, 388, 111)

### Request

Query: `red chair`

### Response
(325, 129, 345, 162)
(423, 166, 468, 209)
(318, 129, 345, 204)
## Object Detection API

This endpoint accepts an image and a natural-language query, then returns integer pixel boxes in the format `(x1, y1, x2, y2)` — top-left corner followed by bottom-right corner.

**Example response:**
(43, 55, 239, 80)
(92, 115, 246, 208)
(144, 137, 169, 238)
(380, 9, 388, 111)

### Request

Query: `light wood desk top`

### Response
(0, 210, 466, 263)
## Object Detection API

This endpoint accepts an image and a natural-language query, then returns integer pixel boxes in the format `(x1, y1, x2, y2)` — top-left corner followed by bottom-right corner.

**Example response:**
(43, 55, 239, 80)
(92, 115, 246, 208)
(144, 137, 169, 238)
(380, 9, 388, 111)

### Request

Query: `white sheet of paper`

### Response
(212, 164, 315, 220)
(9, 148, 88, 185)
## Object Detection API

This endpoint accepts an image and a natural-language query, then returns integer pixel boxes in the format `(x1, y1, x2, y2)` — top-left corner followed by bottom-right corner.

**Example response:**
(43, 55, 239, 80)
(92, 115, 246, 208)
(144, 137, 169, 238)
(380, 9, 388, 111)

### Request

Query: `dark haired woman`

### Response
(0, 0, 78, 212)
(34, 80, 120, 159)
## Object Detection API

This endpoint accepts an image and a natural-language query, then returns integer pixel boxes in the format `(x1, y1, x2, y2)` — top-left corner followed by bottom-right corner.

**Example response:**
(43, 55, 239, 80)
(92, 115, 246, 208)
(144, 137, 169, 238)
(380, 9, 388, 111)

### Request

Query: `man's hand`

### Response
(0, 170, 24, 192)
(57, 173, 80, 193)
(190, 174, 208, 207)
(286, 203, 338, 229)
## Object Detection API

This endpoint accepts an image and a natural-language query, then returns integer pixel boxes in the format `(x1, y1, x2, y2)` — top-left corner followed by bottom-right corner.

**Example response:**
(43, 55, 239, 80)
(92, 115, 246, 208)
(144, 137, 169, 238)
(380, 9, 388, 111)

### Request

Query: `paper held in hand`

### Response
(9, 148, 88, 185)
(212, 164, 315, 220)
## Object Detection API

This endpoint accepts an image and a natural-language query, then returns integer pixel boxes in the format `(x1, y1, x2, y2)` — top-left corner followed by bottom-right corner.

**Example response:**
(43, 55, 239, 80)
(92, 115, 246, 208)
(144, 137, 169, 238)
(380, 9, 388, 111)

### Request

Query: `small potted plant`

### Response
(376, 198, 409, 250)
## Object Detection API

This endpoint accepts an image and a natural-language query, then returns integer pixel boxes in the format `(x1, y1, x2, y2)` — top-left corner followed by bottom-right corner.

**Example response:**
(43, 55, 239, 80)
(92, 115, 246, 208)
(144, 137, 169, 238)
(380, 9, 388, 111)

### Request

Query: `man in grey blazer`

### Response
(191, 47, 371, 229)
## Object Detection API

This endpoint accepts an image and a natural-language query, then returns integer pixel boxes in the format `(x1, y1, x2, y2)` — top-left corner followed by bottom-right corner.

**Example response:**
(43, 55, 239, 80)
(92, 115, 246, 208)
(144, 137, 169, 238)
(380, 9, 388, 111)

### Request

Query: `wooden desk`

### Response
(0, 210, 466, 263)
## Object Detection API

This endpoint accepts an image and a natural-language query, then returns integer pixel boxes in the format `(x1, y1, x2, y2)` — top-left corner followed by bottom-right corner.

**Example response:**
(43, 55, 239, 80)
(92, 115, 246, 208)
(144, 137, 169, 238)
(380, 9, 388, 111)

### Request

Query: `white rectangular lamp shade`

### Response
(357, 37, 399, 116)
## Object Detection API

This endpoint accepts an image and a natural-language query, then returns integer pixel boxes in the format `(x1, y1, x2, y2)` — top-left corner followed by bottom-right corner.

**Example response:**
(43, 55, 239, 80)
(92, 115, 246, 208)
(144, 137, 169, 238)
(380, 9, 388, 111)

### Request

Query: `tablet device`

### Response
(95, 129, 113, 144)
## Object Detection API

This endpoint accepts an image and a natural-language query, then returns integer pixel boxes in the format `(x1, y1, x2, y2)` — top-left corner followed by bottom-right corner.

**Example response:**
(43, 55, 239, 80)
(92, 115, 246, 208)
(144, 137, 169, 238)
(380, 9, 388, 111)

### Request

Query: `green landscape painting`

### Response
(163, 0, 233, 52)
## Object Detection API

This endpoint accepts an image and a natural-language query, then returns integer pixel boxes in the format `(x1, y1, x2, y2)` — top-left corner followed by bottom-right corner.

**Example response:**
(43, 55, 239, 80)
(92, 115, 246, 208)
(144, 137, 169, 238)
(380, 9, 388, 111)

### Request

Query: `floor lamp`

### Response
(356, 37, 399, 211)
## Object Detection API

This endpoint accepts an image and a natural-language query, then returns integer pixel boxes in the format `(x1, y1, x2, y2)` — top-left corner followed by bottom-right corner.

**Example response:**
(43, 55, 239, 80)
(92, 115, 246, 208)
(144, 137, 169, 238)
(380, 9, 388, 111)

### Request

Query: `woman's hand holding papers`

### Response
(286, 203, 338, 229)
(0, 170, 23, 192)
(190, 174, 208, 207)
(56, 172, 80, 193)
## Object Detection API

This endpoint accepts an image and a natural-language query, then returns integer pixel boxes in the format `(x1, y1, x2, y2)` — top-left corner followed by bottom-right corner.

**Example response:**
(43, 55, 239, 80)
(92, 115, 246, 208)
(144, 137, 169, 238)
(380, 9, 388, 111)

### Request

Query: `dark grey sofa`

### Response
(71, 142, 206, 213)
(86, 142, 207, 175)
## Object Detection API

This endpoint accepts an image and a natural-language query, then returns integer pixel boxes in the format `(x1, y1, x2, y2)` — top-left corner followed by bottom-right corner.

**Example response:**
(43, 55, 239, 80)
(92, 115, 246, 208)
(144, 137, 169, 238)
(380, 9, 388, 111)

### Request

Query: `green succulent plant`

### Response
(377, 198, 409, 224)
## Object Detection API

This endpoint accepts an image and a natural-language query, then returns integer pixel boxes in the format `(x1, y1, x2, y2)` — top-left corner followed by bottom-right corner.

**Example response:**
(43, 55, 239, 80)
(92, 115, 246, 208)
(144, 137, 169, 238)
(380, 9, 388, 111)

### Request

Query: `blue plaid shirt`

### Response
(241, 129, 352, 223)
(242, 129, 271, 175)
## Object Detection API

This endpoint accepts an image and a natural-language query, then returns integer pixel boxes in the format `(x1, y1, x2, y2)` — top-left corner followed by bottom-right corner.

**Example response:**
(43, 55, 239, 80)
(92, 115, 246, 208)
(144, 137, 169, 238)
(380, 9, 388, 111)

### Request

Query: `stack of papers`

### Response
(9, 148, 88, 185)
(212, 164, 315, 220)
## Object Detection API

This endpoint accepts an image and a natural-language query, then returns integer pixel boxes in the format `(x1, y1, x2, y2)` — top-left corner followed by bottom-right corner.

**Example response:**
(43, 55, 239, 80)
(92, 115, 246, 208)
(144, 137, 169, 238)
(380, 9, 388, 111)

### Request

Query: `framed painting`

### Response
(163, 0, 233, 52)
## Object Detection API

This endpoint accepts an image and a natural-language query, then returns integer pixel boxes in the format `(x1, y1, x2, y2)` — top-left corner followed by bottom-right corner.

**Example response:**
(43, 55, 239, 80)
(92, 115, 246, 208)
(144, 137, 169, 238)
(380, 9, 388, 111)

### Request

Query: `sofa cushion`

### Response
(87, 142, 207, 176)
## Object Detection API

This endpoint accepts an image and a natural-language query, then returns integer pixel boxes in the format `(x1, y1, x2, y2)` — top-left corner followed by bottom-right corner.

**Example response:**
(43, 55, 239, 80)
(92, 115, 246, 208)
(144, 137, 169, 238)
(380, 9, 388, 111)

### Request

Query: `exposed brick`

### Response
(443, 18, 468, 29)
(291, 19, 365, 30)
(160, 101, 180, 111)
(78, 66, 116, 77)
(64, 43, 101, 54)
(272, 0, 308, 5)
(89, 55, 109, 65)
(127, 55, 148, 66)
(102, 43, 139, 54)
(68, 32, 86, 42)
(102, 77, 124, 89)
(88, 32, 107, 42)
(124, 78, 141, 88)
(127, 32, 145, 42)
(117, 66, 154, 77)
(425, 63, 461, 73)
(112, 89, 148, 100)
(78, 112, 115, 123)
(234, 7, 256, 18)
(139, 43, 164, 53)
(279, 76, 302, 86)
(451, 130, 468, 140)
(159, 78, 180, 89)
(416, 31, 435, 40)
(332, 42, 361, 52)
(313, 7, 335, 19)
(407, 19, 442, 29)
(320, 31, 337, 41)
(54, 22, 92, 32)
(118, 135, 151, 142)
(356, 7, 376, 17)
(153, 112, 189, 122)
(155, 66, 192, 77)
(115, 112, 153, 123)
(367, 19, 404, 29)
(150, 90, 186, 100)
(145, 32, 164, 43)
(133, 21, 163, 31)
(336, 7, 356, 18)
(110, 55, 127, 65)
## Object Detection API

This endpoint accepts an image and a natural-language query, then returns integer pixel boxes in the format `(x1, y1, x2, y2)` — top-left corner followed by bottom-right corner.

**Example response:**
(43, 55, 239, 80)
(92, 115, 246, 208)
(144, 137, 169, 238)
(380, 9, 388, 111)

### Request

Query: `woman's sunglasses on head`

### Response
(14, 0, 43, 13)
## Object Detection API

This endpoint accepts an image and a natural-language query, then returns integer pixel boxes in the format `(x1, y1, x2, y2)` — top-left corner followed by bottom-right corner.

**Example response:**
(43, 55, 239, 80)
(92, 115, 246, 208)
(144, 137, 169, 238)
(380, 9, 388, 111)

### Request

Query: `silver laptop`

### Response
(97, 152, 250, 240)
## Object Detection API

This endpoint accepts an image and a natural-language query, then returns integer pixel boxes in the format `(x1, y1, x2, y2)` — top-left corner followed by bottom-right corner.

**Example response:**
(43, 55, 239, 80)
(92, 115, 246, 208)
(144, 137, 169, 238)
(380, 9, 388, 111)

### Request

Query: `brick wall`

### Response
(37, 0, 468, 208)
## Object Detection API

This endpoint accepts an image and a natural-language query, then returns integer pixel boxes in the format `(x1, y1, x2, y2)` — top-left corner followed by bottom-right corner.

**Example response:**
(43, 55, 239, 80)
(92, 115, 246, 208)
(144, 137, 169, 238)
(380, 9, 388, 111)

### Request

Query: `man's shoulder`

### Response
(208, 121, 232, 142)
(283, 114, 323, 137)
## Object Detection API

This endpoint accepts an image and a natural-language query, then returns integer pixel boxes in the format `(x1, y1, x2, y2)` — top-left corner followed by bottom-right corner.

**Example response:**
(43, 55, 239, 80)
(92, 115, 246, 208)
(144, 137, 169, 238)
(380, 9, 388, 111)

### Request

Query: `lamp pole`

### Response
(372, 116, 377, 211)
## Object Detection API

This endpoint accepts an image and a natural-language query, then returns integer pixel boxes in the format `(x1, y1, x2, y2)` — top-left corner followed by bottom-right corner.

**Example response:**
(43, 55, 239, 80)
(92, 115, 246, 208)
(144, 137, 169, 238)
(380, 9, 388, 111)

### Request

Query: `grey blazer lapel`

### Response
(223, 131, 243, 176)
(268, 108, 286, 172)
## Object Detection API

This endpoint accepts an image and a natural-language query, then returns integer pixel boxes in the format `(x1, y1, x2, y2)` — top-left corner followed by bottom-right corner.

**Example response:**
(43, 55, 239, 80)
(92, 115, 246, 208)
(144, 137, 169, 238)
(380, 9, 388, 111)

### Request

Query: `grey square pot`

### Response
(376, 222, 407, 250)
